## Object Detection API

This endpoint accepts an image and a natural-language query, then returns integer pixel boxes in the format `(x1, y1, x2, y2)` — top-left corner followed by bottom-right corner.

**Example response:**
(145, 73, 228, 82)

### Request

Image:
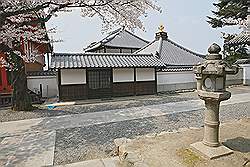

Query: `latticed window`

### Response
(88, 69, 111, 89)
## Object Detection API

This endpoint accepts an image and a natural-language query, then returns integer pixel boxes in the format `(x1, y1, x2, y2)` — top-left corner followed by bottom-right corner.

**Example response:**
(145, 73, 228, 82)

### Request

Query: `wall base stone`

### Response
(243, 79, 250, 86)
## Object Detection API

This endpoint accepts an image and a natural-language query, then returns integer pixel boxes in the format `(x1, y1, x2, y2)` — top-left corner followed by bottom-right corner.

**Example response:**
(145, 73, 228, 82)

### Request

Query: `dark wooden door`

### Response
(87, 69, 112, 99)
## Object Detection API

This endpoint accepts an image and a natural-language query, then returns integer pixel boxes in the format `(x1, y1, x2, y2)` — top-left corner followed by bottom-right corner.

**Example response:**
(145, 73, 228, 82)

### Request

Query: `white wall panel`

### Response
(157, 71, 195, 85)
(27, 76, 58, 98)
(61, 69, 86, 85)
(136, 68, 155, 81)
(226, 67, 243, 80)
(113, 68, 134, 82)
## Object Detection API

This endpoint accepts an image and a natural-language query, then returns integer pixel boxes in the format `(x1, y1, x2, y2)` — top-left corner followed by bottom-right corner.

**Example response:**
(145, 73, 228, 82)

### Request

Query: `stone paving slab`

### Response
(0, 131, 56, 167)
(0, 92, 250, 138)
(55, 157, 119, 167)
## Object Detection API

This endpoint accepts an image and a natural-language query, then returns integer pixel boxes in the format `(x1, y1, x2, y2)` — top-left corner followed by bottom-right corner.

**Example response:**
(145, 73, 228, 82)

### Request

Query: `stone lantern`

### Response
(191, 43, 238, 159)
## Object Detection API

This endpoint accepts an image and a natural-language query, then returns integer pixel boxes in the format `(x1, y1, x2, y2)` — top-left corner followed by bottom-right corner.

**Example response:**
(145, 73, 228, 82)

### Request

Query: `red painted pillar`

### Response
(0, 67, 3, 92)
(0, 54, 11, 93)
(1, 67, 8, 91)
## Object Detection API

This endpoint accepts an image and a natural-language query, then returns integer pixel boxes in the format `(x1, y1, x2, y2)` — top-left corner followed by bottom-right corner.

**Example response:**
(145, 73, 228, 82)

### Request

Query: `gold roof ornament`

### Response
(158, 24, 165, 32)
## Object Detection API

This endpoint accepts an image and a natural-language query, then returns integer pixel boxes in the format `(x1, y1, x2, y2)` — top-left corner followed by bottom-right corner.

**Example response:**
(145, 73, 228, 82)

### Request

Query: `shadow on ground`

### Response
(223, 137, 250, 153)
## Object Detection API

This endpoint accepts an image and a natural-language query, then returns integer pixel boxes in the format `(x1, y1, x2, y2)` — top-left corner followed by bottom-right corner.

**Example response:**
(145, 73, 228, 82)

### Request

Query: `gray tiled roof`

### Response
(50, 53, 165, 69)
(27, 71, 56, 76)
(225, 31, 250, 46)
(84, 28, 149, 52)
(159, 65, 193, 72)
(136, 33, 205, 66)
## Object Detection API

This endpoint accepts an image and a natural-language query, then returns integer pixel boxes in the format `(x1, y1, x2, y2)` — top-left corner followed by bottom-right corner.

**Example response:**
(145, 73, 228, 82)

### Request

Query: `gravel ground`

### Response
(0, 86, 250, 122)
(0, 108, 75, 122)
(60, 94, 196, 114)
(0, 86, 248, 122)
(53, 101, 250, 165)
(0, 93, 197, 122)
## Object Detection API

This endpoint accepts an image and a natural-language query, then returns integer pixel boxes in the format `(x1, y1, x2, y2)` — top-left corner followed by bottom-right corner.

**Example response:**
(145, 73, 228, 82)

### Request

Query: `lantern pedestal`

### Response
(191, 91, 233, 159)
(191, 142, 233, 159)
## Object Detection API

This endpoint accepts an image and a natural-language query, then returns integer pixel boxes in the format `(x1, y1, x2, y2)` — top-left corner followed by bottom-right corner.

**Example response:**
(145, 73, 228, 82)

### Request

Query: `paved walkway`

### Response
(0, 131, 55, 167)
(55, 157, 119, 167)
(0, 90, 250, 166)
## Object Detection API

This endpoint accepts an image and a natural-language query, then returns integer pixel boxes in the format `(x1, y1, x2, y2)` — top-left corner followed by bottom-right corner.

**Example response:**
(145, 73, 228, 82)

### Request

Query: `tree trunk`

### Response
(12, 60, 32, 111)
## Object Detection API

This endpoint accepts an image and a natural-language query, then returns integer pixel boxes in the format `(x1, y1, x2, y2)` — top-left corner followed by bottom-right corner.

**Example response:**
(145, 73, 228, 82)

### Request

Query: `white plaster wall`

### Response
(226, 68, 243, 80)
(157, 71, 196, 85)
(239, 65, 250, 85)
(61, 69, 86, 85)
(136, 68, 155, 81)
(157, 68, 244, 92)
(113, 68, 134, 82)
(27, 76, 58, 98)
(243, 65, 250, 79)
(226, 67, 243, 85)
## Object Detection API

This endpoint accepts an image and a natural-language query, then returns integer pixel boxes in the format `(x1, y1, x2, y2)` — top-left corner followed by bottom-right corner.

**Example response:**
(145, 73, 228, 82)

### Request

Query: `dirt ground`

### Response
(117, 118, 250, 167)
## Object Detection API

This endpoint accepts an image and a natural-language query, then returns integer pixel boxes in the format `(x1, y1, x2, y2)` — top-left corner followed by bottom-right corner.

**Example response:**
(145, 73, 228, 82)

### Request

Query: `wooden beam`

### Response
(134, 67, 136, 96)
(111, 68, 114, 97)
(154, 67, 157, 94)
(58, 69, 61, 101)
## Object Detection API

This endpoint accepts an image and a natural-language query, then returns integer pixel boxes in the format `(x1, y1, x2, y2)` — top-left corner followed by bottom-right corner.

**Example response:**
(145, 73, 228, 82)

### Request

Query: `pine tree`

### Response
(207, 0, 249, 64)
(207, 0, 248, 28)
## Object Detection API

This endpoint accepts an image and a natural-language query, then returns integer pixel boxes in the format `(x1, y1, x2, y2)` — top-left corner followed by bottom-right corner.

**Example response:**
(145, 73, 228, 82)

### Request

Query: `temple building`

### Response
(51, 53, 164, 100)
(50, 25, 246, 101)
(136, 25, 204, 69)
(84, 27, 149, 53)
(51, 26, 207, 100)
(225, 31, 250, 47)
(136, 26, 205, 92)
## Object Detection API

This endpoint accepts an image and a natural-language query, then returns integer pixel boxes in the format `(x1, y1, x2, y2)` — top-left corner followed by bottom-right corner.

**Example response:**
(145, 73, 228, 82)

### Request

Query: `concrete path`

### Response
(0, 92, 250, 138)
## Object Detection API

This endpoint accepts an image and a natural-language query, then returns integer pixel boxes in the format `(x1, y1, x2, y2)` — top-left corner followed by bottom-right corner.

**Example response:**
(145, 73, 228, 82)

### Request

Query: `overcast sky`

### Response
(46, 0, 240, 55)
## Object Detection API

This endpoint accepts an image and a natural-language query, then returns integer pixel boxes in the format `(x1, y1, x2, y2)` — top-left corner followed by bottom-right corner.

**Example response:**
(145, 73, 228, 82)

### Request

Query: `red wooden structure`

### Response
(0, 53, 12, 94)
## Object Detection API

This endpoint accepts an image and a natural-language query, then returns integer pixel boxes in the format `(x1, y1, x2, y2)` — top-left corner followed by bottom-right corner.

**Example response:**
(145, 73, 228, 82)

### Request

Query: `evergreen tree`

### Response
(207, 0, 248, 28)
(207, 0, 249, 64)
